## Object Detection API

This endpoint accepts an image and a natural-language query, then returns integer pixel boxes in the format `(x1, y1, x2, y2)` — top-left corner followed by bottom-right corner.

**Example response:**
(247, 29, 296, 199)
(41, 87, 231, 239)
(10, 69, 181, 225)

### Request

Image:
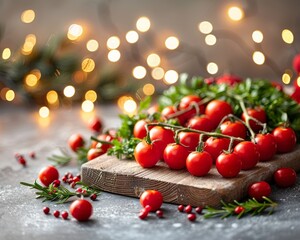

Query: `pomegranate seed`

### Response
(76, 187, 83, 193)
(62, 176, 67, 183)
(52, 179, 60, 188)
(178, 205, 184, 212)
(53, 210, 60, 218)
(72, 176, 80, 183)
(156, 209, 164, 218)
(43, 207, 50, 215)
(70, 181, 76, 188)
(61, 211, 68, 220)
(184, 205, 193, 213)
(90, 193, 97, 201)
(139, 209, 149, 220)
(18, 156, 27, 166)
(81, 189, 87, 195)
(195, 206, 203, 214)
(144, 205, 152, 213)
(67, 173, 73, 179)
(187, 213, 196, 221)
(234, 206, 245, 215)
(76, 173, 81, 179)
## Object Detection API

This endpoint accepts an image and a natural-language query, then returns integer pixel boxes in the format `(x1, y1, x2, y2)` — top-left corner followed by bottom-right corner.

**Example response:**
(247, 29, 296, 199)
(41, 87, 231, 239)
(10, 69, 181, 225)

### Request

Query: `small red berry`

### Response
(187, 213, 196, 221)
(90, 193, 97, 201)
(43, 207, 50, 215)
(139, 209, 149, 220)
(195, 206, 203, 214)
(178, 205, 184, 212)
(52, 179, 61, 188)
(184, 205, 193, 213)
(72, 176, 80, 183)
(61, 211, 68, 220)
(53, 210, 60, 218)
(29, 151, 36, 158)
(144, 205, 152, 213)
(156, 209, 164, 218)
(62, 176, 67, 183)
(70, 181, 76, 188)
(234, 206, 245, 215)
(18, 156, 27, 166)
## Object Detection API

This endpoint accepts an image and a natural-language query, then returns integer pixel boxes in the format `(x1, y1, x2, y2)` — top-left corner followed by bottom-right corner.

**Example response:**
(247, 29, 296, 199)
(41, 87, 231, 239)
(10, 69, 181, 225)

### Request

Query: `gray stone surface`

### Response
(0, 104, 300, 240)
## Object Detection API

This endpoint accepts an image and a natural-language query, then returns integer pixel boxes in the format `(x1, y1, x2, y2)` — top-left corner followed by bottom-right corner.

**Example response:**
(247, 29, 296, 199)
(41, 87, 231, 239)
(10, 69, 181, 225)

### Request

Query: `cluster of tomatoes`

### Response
(133, 95, 297, 179)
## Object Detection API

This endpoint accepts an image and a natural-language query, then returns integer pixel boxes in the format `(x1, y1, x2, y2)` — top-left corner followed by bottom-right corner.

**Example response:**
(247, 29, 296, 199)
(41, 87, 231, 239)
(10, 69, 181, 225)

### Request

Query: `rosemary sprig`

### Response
(203, 197, 278, 219)
(47, 149, 72, 166)
(20, 180, 100, 204)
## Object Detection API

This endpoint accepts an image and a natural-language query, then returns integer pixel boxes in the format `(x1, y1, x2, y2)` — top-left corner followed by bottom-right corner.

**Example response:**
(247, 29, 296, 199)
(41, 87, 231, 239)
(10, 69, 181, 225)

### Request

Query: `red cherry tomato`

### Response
(38, 166, 59, 187)
(87, 148, 103, 161)
(274, 168, 297, 188)
(163, 143, 189, 170)
(133, 119, 149, 139)
(248, 181, 271, 201)
(68, 134, 84, 152)
(186, 115, 215, 132)
(220, 121, 247, 140)
(254, 134, 277, 161)
(205, 100, 233, 128)
(70, 199, 93, 221)
(147, 104, 159, 115)
(204, 137, 230, 162)
(178, 132, 200, 152)
(179, 95, 205, 114)
(90, 134, 114, 153)
(149, 126, 175, 160)
(272, 127, 297, 153)
(186, 151, 213, 177)
(241, 107, 267, 133)
(140, 190, 163, 212)
(293, 53, 300, 73)
(215, 74, 242, 86)
(233, 141, 260, 170)
(87, 116, 102, 132)
(216, 153, 242, 178)
(161, 106, 185, 125)
(134, 141, 160, 168)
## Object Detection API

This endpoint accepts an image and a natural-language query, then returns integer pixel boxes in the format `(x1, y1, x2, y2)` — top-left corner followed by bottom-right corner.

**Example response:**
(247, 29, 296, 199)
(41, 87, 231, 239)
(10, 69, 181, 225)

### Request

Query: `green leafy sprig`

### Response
(204, 197, 277, 219)
(20, 181, 100, 204)
(47, 147, 88, 167)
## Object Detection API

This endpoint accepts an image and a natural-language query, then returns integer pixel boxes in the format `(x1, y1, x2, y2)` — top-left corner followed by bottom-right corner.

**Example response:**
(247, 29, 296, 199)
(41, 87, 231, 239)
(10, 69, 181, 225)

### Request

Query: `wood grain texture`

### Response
(81, 145, 300, 207)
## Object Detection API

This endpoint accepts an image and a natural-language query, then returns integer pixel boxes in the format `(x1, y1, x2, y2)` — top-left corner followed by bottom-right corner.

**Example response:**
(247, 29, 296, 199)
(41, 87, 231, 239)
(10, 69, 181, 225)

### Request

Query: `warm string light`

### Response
(67, 24, 83, 40)
(63, 85, 75, 98)
(143, 83, 155, 96)
(164, 70, 178, 84)
(132, 66, 147, 79)
(126, 30, 139, 43)
(151, 67, 165, 80)
(81, 100, 94, 112)
(147, 53, 161, 67)
(252, 51, 265, 65)
(86, 39, 99, 52)
(282, 29, 294, 44)
(39, 106, 50, 118)
(107, 36, 120, 49)
(207, 62, 218, 74)
(82, 58, 95, 72)
(252, 30, 264, 43)
(21, 9, 35, 23)
(108, 50, 121, 62)
(85, 90, 97, 102)
(136, 17, 151, 32)
(2, 48, 11, 60)
(227, 6, 244, 21)
(117, 96, 137, 115)
(165, 36, 180, 50)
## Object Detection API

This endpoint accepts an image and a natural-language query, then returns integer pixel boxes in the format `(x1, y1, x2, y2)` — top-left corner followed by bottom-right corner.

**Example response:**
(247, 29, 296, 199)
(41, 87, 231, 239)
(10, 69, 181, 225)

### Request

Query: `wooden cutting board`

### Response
(81, 145, 300, 207)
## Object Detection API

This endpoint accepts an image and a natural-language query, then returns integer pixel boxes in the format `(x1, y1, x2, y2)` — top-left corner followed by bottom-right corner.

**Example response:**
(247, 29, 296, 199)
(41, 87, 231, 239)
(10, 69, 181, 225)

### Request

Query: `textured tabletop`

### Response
(0, 104, 299, 240)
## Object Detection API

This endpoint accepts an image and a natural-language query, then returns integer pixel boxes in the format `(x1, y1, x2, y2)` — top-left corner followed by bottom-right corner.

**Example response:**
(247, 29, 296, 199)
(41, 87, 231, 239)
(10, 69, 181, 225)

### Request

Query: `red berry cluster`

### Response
(61, 172, 81, 188)
(177, 204, 203, 221)
(43, 207, 69, 220)
(15, 151, 36, 166)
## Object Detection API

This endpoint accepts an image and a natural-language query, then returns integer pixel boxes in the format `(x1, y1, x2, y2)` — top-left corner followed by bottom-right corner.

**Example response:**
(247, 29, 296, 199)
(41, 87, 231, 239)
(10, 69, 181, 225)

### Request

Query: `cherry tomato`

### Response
(186, 151, 213, 177)
(68, 134, 84, 152)
(215, 74, 242, 86)
(69, 199, 93, 221)
(233, 141, 260, 170)
(254, 133, 277, 161)
(248, 181, 271, 201)
(133, 119, 149, 139)
(149, 126, 175, 160)
(134, 141, 160, 168)
(87, 148, 103, 161)
(87, 116, 102, 132)
(216, 153, 242, 178)
(147, 104, 159, 115)
(38, 166, 59, 187)
(163, 143, 189, 170)
(220, 121, 247, 140)
(272, 127, 297, 153)
(179, 95, 205, 114)
(241, 107, 267, 133)
(140, 190, 163, 212)
(161, 106, 184, 125)
(186, 115, 215, 132)
(178, 132, 200, 152)
(273, 168, 297, 188)
(90, 134, 114, 153)
(205, 100, 233, 128)
(204, 137, 230, 162)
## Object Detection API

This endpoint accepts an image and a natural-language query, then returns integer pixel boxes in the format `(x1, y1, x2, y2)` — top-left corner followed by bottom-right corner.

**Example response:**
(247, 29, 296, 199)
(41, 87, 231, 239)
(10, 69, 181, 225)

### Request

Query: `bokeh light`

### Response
(5, 89, 15, 101)
(81, 58, 95, 72)
(198, 21, 213, 34)
(165, 36, 180, 50)
(132, 66, 147, 79)
(67, 24, 83, 40)
(207, 62, 219, 74)
(86, 39, 99, 52)
(143, 83, 155, 96)
(151, 67, 165, 80)
(205, 34, 217, 46)
(282, 29, 294, 44)
(252, 30, 264, 43)
(63, 85, 75, 98)
(82, 100, 94, 112)
(164, 70, 178, 84)
(228, 6, 244, 21)
(2, 48, 11, 60)
(108, 50, 121, 62)
(252, 51, 265, 65)
(282, 73, 291, 85)
(85, 90, 97, 102)
(25, 74, 39, 87)
(107, 36, 120, 49)
(126, 30, 139, 43)
(147, 53, 161, 67)
(21, 9, 35, 23)
(136, 17, 151, 32)
(124, 99, 137, 114)
(39, 106, 50, 118)
(46, 90, 59, 104)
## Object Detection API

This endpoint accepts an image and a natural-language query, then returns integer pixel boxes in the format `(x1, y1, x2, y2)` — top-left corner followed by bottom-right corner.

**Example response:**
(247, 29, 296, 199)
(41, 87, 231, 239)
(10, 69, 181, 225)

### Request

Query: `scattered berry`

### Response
(156, 209, 164, 218)
(234, 206, 245, 215)
(195, 206, 203, 214)
(76, 187, 83, 193)
(29, 151, 36, 158)
(178, 205, 184, 212)
(139, 209, 149, 220)
(90, 193, 97, 201)
(62, 176, 67, 183)
(72, 176, 81, 183)
(187, 213, 196, 221)
(43, 207, 50, 215)
(61, 211, 69, 220)
(53, 210, 60, 218)
(52, 179, 61, 188)
(274, 167, 297, 188)
(18, 156, 27, 166)
(144, 205, 152, 213)
(184, 205, 192, 213)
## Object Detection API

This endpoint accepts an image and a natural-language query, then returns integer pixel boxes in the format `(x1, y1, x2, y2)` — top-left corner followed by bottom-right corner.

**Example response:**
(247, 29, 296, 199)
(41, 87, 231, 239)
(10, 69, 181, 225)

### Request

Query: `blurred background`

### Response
(0, 0, 299, 116)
